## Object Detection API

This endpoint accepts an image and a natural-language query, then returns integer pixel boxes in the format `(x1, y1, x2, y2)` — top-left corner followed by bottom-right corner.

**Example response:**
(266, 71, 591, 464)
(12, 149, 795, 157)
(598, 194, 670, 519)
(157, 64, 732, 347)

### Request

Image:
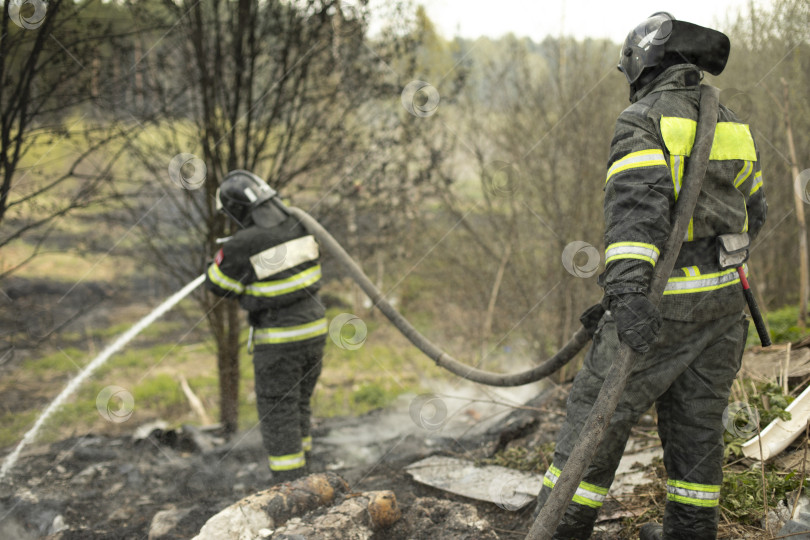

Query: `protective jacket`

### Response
(205, 210, 326, 479)
(603, 64, 767, 321)
(536, 64, 767, 540)
(206, 213, 327, 348)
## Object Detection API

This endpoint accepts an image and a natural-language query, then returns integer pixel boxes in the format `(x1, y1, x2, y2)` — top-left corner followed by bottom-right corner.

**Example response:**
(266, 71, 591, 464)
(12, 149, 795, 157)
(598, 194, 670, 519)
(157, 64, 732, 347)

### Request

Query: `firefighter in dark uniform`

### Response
(206, 170, 326, 483)
(534, 14, 767, 539)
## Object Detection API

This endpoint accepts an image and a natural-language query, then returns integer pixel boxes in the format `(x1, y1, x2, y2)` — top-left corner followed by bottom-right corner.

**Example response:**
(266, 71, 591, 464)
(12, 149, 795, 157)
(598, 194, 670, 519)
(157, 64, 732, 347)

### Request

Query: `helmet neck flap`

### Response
(618, 13, 730, 98)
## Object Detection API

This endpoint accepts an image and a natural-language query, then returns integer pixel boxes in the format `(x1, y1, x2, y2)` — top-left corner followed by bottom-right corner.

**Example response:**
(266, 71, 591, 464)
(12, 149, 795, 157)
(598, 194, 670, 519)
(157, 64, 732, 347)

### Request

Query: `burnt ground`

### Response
(0, 387, 592, 540)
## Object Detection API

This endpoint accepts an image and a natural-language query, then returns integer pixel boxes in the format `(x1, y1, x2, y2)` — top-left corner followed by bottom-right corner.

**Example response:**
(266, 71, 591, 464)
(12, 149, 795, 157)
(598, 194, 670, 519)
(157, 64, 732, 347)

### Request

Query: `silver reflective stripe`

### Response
(606, 149, 667, 183)
(253, 319, 328, 345)
(666, 485, 719, 501)
(665, 266, 744, 294)
(245, 266, 321, 297)
(672, 155, 683, 199)
(734, 160, 753, 188)
(543, 466, 606, 506)
(207, 263, 245, 294)
(576, 486, 606, 504)
(605, 243, 660, 266)
(249, 235, 319, 280)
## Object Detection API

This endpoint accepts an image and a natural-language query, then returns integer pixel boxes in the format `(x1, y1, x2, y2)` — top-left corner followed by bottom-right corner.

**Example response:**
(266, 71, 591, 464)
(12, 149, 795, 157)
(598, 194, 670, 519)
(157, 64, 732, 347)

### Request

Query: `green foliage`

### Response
(724, 380, 794, 459)
(750, 382, 794, 426)
(721, 468, 808, 525)
(746, 304, 806, 348)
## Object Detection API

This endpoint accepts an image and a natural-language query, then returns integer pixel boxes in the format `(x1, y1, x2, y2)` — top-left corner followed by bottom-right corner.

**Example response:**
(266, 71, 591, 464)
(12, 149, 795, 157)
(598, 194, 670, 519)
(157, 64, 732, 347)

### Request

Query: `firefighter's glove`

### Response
(610, 293, 661, 354)
(579, 303, 606, 338)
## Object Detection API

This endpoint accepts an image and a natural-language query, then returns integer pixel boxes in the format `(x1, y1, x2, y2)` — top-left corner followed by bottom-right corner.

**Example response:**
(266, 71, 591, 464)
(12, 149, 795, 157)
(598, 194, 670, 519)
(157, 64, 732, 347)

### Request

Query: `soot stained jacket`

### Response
(205, 214, 326, 348)
(602, 64, 767, 321)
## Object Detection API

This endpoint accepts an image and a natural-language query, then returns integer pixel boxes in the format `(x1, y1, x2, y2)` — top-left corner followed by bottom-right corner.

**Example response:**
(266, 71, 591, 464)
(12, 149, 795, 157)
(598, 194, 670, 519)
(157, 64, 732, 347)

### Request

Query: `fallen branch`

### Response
(179, 375, 213, 425)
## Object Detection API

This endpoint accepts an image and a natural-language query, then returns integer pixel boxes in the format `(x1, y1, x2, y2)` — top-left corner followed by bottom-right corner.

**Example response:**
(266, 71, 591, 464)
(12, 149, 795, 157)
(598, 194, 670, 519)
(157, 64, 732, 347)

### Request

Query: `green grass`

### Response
(23, 347, 88, 374)
(746, 304, 808, 348)
(0, 410, 40, 448)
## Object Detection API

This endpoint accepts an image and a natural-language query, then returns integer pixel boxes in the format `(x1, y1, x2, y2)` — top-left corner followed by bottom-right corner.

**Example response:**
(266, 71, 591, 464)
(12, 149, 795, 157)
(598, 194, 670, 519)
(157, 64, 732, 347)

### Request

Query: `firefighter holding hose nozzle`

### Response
(533, 13, 767, 539)
(206, 170, 326, 483)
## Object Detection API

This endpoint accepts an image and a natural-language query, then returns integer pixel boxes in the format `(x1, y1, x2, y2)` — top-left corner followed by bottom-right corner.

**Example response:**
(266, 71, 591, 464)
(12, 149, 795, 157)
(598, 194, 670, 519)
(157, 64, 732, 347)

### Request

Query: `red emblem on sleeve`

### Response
(214, 248, 224, 266)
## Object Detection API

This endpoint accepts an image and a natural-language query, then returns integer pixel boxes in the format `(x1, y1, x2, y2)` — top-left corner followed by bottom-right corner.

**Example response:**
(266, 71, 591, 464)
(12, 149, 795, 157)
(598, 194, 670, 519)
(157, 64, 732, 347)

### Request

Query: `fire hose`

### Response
(527, 84, 720, 539)
(287, 205, 592, 387)
(291, 84, 767, 537)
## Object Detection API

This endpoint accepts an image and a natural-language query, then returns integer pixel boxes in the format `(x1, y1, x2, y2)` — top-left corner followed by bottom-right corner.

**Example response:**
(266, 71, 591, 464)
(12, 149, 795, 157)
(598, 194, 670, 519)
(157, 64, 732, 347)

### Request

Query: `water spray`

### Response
(0, 274, 206, 482)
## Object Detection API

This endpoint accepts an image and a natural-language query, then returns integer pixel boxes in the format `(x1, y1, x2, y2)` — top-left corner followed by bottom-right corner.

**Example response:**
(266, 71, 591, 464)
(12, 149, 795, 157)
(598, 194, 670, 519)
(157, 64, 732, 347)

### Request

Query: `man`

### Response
(206, 170, 327, 483)
(534, 13, 767, 539)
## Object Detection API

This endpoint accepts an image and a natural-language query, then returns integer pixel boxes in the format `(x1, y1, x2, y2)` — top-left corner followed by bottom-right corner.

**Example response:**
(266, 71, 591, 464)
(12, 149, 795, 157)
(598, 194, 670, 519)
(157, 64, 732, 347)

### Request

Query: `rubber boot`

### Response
(639, 523, 664, 540)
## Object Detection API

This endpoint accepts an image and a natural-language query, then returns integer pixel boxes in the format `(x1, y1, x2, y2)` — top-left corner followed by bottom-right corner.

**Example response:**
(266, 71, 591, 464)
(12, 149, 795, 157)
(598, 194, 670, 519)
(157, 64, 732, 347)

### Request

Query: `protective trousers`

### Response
(253, 337, 324, 479)
(535, 311, 748, 539)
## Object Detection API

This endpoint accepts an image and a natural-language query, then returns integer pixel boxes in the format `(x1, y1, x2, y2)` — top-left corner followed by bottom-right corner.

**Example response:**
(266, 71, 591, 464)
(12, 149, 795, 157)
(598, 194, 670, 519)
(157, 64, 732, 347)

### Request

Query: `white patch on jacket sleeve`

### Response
(250, 235, 320, 279)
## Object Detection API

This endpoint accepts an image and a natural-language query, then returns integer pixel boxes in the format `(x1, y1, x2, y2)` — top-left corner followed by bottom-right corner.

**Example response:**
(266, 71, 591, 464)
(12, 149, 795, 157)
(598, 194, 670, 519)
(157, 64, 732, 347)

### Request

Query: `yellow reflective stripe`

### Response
(687, 217, 695, 242)
(682, 266, 700, 277)
(664, 265, 745, 295)
(245, 265, 321, 297)
(301, 436, 312, 452)
(667, 493, 719, 507)
(269, 451, 306, 471)
(605, 242, 660, 266)
(750, 170, 763, 195)
(253, 318, 328, 345)
(668, 479, 721, 493)
(543, 465, 607, 508)
(734, 161, 753, 189)
(666, 480, 720, 508)
(660, 117, 757, 161)
(606, 149, 668, 184)
(670, 154, 684, 200)
(207, 263, 245, 294)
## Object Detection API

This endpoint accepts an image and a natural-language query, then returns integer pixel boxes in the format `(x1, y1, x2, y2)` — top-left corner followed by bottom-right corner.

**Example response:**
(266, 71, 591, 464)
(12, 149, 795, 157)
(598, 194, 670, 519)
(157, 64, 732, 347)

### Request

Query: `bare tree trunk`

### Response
(481, 241, 512, 360)
(216, 300, 241, 434)
(347, 199, 362, 313)
(782, 78, 808, 328)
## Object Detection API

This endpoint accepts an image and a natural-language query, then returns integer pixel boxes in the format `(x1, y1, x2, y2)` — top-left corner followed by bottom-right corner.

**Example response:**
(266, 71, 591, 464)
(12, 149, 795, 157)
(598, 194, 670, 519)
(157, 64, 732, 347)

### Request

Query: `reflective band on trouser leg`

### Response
(666, 480, 720, 508)
(269, 450, 306, 471)
(302, 436, 312, 452)
(543, 464, 608, 509)
(605, 149, 668, 184)
(253, 318, 328, 345)
(664, 265, 747, 295)
(605, 242, 660, 266)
